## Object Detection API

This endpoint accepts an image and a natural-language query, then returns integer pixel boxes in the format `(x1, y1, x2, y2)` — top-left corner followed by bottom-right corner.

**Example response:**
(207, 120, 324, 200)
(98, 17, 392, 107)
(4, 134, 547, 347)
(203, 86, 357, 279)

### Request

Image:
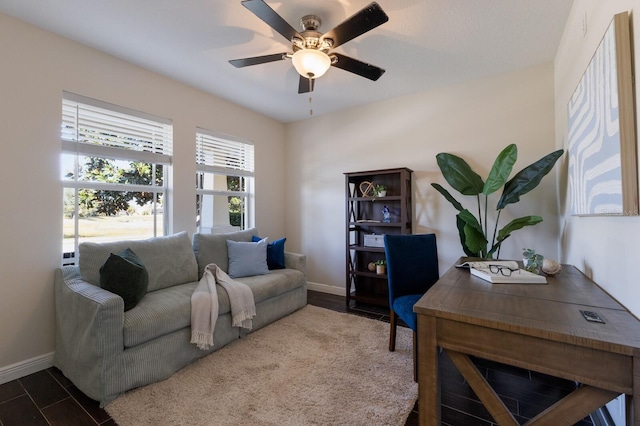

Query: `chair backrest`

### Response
(383, 233, 439, 305)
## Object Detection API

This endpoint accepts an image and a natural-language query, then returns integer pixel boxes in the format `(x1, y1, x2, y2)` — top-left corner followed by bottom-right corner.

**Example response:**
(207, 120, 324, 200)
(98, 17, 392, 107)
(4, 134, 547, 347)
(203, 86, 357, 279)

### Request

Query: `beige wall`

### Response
(285, 63, 560, 294)
(554, 0, 640, 319)
(0, 13, 286, 372)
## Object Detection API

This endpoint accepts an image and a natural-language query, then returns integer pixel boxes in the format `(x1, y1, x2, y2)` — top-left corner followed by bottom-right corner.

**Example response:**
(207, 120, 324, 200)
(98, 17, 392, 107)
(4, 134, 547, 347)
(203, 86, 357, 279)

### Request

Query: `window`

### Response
(61, 92, 172, 264)
(196, 128, 254, 234)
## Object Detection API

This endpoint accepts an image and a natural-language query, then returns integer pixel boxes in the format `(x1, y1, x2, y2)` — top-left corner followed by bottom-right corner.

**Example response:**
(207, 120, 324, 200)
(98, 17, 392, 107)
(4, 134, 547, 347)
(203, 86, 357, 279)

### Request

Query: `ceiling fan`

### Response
(229, 0, 389, 94)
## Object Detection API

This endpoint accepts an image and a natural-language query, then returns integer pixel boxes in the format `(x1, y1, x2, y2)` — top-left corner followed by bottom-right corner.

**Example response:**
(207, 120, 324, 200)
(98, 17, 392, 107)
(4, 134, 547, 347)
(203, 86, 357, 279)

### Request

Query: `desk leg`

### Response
(418, 314, 439, 426)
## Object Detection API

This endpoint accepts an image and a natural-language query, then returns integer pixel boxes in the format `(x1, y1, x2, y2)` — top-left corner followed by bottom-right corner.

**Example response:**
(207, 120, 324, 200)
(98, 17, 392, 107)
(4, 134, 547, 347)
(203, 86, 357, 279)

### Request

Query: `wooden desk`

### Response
(414, 260, 640, 425)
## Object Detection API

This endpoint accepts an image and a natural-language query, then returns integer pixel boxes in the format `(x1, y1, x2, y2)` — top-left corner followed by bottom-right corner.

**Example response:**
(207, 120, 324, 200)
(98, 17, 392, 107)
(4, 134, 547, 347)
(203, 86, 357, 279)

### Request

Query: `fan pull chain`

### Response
(308, 75, 314, 116)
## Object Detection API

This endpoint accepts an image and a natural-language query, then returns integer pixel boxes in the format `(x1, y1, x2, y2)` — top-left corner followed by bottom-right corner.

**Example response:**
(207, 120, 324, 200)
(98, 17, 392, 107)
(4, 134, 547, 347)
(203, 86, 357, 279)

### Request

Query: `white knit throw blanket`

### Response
(190, 263, 256, 350)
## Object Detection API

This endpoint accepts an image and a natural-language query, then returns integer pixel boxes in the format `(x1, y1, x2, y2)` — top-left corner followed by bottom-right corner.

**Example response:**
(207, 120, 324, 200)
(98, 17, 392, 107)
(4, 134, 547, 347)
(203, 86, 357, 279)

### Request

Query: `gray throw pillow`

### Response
(99, 248, 149, 311)
(226, 238, 270, 278)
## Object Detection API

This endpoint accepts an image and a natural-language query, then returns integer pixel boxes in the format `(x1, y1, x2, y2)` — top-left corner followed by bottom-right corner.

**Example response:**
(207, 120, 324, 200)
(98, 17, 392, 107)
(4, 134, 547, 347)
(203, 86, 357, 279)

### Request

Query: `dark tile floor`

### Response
(0, 290, 595, 426)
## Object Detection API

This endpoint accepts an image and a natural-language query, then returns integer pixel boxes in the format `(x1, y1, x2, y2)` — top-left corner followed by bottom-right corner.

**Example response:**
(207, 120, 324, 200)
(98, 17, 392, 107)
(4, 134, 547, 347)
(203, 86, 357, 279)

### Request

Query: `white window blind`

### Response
(196, 128, 254, 177)
(62, 92, 172, 164)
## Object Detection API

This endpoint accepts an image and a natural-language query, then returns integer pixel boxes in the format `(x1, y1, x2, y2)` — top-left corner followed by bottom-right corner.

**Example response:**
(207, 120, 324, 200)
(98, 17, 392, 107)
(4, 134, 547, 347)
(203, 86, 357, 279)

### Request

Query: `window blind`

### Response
(196, 128, 254, 177)
(62, 92, 172, 164)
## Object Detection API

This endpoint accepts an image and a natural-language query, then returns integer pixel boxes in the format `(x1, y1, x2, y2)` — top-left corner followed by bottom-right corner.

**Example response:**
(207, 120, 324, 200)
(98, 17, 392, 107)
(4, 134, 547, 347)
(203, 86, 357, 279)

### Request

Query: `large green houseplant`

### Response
(432, 144, 563, 259)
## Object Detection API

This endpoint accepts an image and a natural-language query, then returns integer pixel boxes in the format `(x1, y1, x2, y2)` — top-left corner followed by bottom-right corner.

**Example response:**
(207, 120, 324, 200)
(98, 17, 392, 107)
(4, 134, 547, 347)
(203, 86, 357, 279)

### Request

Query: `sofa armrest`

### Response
(54, 267, 125, 403)
(284, 252, 306, 275)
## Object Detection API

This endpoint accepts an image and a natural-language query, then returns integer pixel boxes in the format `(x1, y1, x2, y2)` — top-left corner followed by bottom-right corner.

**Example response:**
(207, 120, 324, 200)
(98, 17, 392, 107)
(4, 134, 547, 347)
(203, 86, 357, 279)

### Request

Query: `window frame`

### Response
(195, 128, 254, 234)
(61, 92, 172, 264)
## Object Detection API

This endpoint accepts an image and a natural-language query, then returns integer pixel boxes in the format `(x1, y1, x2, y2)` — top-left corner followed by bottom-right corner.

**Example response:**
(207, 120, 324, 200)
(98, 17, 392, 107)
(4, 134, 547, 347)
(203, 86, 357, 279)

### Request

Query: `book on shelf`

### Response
(456, 260, 547, 284)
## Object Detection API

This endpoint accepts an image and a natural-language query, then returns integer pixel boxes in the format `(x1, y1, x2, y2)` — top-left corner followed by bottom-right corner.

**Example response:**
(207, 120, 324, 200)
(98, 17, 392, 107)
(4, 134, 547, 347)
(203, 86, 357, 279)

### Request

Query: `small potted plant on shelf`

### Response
(374, 259, 386, 275)
(372, 184, 386, 201)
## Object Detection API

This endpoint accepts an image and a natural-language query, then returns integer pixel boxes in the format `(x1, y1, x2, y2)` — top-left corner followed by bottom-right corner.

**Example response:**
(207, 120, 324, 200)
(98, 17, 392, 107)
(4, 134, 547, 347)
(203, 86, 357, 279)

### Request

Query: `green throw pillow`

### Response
(99, 248, 149, 311)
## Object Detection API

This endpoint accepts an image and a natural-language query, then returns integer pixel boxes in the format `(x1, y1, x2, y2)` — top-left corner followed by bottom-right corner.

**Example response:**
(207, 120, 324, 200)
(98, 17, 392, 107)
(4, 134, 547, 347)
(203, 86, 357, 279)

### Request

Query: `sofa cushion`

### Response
(252, 236, 287, 270)
(99, 248, 149, 311)
(193, 228, 257, 277)
(122, 281, 234, 348)
(235, 268, 306, 305)
(122, 268, 305, 347)
(80, 232, 198, 292)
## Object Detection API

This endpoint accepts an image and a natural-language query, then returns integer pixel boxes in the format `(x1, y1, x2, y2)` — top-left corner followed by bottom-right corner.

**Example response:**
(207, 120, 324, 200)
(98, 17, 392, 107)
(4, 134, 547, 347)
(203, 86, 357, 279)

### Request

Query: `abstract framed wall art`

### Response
(567, 11, 639, 216)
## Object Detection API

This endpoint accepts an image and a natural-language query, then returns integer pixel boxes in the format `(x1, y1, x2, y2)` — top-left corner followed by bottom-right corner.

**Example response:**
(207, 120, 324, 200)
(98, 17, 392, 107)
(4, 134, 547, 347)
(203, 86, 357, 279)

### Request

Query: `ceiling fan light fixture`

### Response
(291, 49, 331, 79)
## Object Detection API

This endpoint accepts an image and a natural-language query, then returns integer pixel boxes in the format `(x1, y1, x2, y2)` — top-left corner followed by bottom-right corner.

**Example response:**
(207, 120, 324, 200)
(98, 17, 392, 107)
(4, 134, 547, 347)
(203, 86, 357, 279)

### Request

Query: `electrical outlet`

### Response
(580, 310, 605, 324)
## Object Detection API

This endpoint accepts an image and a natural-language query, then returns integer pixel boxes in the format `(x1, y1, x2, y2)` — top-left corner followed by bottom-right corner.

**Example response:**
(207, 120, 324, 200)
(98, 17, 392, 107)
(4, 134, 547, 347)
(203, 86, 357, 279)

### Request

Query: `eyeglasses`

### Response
(488, 265, 519, 277)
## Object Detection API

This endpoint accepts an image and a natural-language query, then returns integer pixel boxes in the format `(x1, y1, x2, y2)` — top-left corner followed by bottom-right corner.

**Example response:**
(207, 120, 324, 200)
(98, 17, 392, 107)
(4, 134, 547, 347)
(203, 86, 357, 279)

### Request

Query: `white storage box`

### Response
(363, 234, 385, 248)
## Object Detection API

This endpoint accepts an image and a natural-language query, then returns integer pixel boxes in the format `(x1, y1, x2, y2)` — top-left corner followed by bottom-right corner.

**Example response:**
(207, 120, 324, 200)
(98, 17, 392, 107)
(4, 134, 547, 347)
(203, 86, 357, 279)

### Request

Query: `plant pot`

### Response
(378, 190, 386, 197)
(376, 265, 385, 275)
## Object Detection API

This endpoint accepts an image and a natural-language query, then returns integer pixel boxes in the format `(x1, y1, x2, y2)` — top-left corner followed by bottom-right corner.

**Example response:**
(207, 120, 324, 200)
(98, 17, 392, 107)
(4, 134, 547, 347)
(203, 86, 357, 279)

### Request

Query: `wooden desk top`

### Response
(414, 259, 640, 356)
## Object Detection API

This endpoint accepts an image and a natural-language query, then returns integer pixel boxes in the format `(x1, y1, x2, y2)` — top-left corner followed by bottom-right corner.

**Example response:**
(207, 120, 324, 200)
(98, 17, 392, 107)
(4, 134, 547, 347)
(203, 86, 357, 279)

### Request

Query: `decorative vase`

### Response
(382, 205, 391, 222)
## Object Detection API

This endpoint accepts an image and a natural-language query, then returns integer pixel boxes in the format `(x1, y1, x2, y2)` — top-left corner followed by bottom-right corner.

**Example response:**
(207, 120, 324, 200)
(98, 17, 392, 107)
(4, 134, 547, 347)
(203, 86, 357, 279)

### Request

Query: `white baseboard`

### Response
(307, 281, 345, 296)
(0, 352, 54, 385)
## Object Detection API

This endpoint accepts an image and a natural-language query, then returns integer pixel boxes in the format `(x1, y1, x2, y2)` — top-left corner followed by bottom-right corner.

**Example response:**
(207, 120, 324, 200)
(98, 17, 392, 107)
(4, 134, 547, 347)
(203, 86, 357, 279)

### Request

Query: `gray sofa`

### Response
(53, 228, 307, 407)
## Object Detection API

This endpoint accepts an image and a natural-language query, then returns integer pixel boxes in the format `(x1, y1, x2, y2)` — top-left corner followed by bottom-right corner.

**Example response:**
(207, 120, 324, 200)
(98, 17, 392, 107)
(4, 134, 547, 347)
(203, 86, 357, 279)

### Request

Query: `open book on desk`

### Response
(456, 260, 547, 284)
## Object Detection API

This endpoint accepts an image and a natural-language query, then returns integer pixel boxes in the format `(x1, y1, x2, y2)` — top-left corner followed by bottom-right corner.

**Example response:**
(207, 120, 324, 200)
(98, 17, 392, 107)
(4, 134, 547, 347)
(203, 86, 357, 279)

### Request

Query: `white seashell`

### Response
(542, 258, 562, 275)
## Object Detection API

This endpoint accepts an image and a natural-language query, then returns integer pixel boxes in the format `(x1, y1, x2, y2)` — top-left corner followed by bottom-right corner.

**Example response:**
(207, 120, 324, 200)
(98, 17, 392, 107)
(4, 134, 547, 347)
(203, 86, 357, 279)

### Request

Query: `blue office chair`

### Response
(384, 233, 439, 381)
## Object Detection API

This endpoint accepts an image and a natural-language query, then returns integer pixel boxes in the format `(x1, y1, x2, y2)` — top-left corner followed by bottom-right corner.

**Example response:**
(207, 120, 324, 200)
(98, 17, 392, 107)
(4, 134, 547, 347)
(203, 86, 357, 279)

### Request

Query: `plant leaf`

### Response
(431, 183, 464, 211)
(436, 153, 484, 196)
(483, 144, 517, 196)
(463, 224, 487, 255)
(433, 175, 476, 256)
(456, 216, 478, 256)
(486, 216, 543, 257)
(496, 216, 543, 242)
(497, 149, 564, 209)
(458, 209, 483, 232)
(457, 210, 487, 254)
(487, 216, 542, 257)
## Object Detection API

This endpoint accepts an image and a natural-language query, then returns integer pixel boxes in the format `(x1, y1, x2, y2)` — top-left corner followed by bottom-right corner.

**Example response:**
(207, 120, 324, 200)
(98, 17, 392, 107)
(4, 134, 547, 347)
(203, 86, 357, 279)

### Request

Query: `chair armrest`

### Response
(284, 252, 306, 275)
(53, 267, 125, 402)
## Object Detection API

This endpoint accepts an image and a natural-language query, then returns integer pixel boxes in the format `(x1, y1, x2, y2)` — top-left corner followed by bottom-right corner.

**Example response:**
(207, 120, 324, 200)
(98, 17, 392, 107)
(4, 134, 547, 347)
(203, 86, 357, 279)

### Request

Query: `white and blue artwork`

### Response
(568, 19, 625, 216)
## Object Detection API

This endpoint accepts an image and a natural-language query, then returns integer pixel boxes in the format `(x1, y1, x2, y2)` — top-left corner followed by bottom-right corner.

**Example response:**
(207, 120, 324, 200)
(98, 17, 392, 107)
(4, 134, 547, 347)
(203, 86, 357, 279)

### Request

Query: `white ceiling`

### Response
(0, 0, 573, 123)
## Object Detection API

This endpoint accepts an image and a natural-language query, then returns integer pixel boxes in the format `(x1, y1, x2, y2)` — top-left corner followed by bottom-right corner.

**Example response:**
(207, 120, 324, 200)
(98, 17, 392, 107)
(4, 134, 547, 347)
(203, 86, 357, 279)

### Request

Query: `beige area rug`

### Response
(106, 305, 417, 425)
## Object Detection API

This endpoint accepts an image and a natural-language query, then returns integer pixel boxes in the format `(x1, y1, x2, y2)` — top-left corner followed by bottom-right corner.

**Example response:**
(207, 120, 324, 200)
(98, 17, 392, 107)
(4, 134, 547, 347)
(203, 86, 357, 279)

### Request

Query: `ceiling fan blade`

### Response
(320, 2, 388, 49)
(331, 53, 385, 81)
(298, 75, 315, 94)
(229, 53, 287, 68)
(241, 0, 302, 42)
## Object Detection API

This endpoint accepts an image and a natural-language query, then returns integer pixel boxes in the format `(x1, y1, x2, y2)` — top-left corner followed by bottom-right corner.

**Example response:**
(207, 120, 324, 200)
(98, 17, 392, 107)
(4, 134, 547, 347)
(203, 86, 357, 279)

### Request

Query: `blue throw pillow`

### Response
(99, 248, 149, 311)
(226, 238, 270, 278)
(252, 236, 286, 270)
